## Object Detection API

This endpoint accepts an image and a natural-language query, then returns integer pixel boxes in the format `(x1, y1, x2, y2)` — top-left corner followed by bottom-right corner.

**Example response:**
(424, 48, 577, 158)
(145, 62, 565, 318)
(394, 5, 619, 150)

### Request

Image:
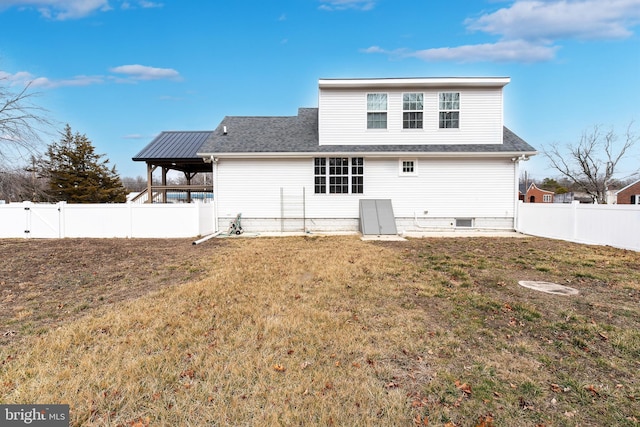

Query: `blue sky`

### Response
(0, 0, 639, 181)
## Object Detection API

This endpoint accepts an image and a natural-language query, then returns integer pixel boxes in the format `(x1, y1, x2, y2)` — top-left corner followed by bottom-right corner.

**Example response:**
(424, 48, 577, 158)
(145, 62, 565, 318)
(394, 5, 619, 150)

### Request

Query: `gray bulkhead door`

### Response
(359, 199, 398, 235)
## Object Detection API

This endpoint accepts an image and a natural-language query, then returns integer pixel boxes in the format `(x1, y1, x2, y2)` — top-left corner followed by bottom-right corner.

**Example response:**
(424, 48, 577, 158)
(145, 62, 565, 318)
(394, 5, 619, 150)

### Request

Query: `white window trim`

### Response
(438, 91, 461, 130)
(402, 92, 424, 130)
(366, 92, 388, 130)
(314, 157, 364, 194)
(399, 159, 418, 176)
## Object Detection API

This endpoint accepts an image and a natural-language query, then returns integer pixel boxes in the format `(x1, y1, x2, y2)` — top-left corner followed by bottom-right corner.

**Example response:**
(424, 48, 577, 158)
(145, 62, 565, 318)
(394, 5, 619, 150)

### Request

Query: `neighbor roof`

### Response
(614, 178, 640, 195)
(197, 108, 536, 157)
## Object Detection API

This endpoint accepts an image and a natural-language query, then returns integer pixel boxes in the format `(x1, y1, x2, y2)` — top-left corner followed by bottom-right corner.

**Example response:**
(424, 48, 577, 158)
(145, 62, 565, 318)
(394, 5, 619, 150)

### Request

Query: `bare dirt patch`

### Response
(0, 238, 224, 345)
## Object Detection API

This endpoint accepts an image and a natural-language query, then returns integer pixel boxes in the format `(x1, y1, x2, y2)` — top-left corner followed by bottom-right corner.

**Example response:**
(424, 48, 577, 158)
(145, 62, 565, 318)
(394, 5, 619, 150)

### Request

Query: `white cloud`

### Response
(0, 0, 109, 19)
(138, 0, 162, 8)
(109, 64, 181, 81)
(467, 0, 640, 41)
(30, 75, 105, 88)
(319, 0, 375, 11)
(1, 64, 180, 89)
(404, 40, 559, 63)
(0, 0, 162, 19)
(360, 46, 386, 54)
(1, 70, 104, 88)
(363, 0, 640, 63)
(0, 70, 34, 85)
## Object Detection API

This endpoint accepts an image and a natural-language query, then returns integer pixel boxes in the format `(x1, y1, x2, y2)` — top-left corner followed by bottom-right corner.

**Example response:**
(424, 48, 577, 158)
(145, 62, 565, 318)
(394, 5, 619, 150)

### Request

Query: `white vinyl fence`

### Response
(517, 201, 640, 252)
(0, 202, 215, 238)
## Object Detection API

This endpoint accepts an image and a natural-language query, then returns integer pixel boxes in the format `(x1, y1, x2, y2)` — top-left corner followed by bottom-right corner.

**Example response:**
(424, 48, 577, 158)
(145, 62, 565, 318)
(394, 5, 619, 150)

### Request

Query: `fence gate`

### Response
(280, 187, 306, 232)
(23, 203, 61, 238)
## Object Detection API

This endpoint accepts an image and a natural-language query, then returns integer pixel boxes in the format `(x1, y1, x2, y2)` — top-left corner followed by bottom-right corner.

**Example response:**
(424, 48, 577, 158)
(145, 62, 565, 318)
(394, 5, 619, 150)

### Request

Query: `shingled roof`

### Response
(197, 108, 536, 156)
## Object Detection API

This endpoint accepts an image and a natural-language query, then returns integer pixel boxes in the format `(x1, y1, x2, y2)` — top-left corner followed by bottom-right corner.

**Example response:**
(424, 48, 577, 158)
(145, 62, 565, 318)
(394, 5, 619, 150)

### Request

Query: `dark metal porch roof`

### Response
(132, 131, 213, 173)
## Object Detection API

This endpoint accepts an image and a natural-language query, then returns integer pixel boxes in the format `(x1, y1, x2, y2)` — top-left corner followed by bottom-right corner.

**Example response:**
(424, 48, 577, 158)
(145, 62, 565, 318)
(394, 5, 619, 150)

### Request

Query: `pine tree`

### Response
(42, 124, 127, 203)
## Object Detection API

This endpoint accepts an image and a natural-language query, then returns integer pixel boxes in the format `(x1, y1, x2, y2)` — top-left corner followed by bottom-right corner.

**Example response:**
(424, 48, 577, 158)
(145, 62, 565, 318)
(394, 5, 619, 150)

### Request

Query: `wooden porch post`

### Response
(185, 172, 193, 203)
(146, 163, 153, 204)
(161, 167, 168, 203)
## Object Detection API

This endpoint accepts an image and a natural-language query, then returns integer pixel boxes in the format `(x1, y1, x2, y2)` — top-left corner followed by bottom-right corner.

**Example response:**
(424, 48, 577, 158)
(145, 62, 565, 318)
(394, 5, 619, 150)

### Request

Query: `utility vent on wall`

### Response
(455, 218, 474, 228)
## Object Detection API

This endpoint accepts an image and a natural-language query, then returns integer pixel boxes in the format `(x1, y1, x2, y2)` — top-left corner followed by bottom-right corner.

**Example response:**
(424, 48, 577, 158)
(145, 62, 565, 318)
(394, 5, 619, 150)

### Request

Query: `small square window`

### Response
(399, 159, 418, 176)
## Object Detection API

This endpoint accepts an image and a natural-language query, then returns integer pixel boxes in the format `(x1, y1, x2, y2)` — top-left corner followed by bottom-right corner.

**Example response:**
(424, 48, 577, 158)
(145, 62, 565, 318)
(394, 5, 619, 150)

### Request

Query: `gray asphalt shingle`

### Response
(197, 108, 536, 155)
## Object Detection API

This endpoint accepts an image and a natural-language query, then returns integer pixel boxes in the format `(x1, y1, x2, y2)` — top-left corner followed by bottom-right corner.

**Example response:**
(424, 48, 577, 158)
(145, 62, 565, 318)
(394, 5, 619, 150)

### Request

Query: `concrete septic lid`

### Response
(518, 281, 579, 296)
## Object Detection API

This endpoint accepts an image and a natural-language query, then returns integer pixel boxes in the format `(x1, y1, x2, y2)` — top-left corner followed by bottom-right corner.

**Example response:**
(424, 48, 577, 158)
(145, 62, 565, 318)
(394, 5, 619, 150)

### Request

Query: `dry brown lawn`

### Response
(0, 235, 639, 426)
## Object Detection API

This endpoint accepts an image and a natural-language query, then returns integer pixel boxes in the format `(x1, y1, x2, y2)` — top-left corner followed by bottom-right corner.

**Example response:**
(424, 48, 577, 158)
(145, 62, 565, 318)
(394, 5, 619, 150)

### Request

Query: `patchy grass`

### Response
(0, 236, 639, 426)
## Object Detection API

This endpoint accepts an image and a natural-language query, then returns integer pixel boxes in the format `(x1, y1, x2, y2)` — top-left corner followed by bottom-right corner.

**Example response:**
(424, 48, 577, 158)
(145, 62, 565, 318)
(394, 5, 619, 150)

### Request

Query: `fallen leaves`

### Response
(584, 384, 599, 396)
(179, 369, 195, 379)
(127, 417, 151, 427)
(474, 415, 495, 427)
(455, 380, 472, 396)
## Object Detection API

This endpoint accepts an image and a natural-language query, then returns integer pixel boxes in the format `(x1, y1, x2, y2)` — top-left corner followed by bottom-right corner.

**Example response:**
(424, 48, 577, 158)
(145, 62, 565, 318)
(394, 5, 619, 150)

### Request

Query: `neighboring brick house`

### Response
(525, 183, 554, 203)
(616, 179, 640, 204)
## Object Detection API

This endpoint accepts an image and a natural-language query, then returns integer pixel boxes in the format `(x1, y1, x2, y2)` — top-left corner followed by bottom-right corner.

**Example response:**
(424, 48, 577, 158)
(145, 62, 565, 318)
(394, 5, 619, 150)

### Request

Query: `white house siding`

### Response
(318, 87, 503, 146)
(215, 156, 516, 232)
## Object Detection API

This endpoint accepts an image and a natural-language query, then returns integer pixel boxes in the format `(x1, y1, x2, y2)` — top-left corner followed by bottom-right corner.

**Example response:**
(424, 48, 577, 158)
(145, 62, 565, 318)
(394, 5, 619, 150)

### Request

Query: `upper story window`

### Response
(439, 92, 460, 129)
(402, 93, 423, 129)
(367, 93, 387, 129)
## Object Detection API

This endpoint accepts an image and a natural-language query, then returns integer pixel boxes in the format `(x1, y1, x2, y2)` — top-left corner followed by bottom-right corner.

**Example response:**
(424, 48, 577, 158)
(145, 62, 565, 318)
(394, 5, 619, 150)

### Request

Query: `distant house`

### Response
(525, 183, 554, 203)
(135, 77, 537, 234)
(616, 179, 640, 205)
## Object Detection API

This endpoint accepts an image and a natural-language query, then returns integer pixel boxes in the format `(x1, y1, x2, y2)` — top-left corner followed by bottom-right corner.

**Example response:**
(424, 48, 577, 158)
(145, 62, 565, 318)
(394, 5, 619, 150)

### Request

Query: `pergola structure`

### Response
(132, 131, 213, 203)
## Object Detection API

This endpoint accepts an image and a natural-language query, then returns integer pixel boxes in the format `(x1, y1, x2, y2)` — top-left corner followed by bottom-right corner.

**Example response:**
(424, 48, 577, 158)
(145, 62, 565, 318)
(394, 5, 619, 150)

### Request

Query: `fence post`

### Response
(58, 201, 66, 238)
(571, 200, 579, 241)
(23, 201, 31, 239)
(127, 201, 133, 238)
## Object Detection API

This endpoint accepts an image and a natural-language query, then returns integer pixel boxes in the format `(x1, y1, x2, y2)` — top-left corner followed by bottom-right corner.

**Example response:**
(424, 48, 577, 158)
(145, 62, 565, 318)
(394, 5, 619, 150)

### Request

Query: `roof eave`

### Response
(197, 150, 538, 159)
(318, 77, 511, 89)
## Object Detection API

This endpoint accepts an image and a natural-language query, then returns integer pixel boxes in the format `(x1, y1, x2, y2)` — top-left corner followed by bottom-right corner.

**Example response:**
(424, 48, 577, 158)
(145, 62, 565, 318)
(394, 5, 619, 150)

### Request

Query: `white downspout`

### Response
(212, 156, 219, 233)
(512, 154, 528, 232)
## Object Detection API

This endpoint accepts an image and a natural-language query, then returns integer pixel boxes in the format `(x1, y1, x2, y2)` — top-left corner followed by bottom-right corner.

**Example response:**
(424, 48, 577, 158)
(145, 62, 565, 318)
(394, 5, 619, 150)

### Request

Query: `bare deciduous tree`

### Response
(0, 157, 50, 202)
(543, 123, 638, 203)
(0, 80, 51, 165)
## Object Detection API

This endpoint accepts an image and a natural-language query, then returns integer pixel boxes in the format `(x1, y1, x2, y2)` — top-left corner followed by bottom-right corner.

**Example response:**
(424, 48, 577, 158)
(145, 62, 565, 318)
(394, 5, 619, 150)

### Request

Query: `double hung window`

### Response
(367, 93, 387, 129)
(402, 93, 423, 129)
(439, 92, 460, 128)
